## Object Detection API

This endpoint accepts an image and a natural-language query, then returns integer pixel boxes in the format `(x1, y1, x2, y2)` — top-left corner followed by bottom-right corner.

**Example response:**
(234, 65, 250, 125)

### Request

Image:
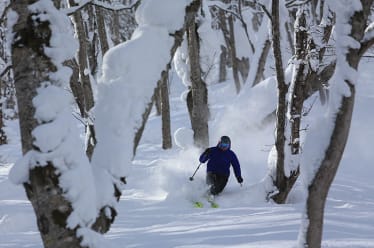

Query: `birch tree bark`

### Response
(10, 1, 84, 247)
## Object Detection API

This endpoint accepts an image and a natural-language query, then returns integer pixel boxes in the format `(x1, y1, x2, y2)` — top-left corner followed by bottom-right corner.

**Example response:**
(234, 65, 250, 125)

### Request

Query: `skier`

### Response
(199, 136, 243, 197)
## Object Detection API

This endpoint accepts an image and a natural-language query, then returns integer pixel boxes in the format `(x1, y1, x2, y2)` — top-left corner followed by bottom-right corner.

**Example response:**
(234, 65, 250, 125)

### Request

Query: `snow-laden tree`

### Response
(9, 1, 101, 247)
(267, 0, 337, 204)
(9, 0, 200, 247)
(0, 0, 14, 145)
(298, 0, 374, 247)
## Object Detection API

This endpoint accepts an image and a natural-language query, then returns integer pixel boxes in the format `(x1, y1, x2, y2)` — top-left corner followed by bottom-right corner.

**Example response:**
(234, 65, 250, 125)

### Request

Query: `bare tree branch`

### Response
(254, 0, 272, 22)
(209, 3, 255, 52)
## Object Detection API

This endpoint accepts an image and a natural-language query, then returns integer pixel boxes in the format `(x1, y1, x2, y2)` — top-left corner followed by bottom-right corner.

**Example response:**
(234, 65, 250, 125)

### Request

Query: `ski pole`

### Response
(189, 163, 202, 181)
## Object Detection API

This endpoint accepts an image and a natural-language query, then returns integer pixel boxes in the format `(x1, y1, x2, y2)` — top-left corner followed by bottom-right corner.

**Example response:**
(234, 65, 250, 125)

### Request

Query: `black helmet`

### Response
(218, 136, 231, 150)
(220, 136, 231, 145)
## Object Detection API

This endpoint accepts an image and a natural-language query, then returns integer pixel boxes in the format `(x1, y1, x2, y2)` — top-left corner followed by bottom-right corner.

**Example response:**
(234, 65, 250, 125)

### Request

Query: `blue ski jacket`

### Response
(199, 146, 241, 178)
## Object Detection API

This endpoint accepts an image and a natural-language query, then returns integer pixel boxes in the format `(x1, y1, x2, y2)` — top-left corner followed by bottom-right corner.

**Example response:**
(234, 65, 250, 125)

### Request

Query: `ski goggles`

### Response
(219, 142, 229, 149)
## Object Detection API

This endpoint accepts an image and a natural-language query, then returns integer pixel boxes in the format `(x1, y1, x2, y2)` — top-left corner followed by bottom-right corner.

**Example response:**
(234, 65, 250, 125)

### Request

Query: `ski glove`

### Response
(237, 176, 243, 184)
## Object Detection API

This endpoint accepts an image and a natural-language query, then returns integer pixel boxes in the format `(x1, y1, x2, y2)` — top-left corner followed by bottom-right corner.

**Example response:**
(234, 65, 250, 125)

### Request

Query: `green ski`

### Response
(194, 201, 204, 208)
(206, 194, 219, 208)
(209, 201, 219, 208)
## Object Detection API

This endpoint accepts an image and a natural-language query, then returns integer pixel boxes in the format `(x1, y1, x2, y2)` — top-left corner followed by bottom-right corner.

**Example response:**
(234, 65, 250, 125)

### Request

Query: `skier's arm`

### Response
(231, 152, 243, 183)
(199, 148, 211, 163)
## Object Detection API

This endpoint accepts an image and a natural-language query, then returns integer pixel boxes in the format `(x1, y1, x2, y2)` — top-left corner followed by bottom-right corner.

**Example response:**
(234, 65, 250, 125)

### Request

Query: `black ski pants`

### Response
(206, 172, 229, 195)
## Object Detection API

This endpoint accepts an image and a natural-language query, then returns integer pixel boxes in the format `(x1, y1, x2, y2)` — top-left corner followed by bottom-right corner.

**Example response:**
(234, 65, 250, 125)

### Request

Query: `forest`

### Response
(0, 0, 373, 248)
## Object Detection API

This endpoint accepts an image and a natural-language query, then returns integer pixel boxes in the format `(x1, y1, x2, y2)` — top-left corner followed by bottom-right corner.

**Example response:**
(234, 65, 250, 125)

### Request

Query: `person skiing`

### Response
(199, 136, 243, 196)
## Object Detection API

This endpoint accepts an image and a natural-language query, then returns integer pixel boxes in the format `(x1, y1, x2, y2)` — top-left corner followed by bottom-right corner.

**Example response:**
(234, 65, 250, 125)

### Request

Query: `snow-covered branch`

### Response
(63, 0, 140, 16)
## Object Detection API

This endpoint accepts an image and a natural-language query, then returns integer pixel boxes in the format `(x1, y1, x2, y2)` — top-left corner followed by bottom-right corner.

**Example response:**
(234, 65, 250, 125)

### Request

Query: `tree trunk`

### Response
(252, 39, 271, 86)
(271, 10, 309, 203)
(237, 56, 249, 83)
(218, 7, 232, 67)
(112, 10, 121, 45)
(68, 0, 96, 160)
(86, 4, 98, 76)
(219, 45, 227, 82)
(248, 16, 271, 87)
(0, 18, 8, 144)
(303, 1, 373, 247)
(160, 71, 172, 149)
(0, 100, 6, 145)
(154, 88, 162, 116)
(95, 6, 110, 55)
(289, 11, 308, 156)
(64, 59, 85, 117)
(186, 0, 209, 148)
(228, 14, 241, 93)
(270, 0, 288, 204)
(10, 1, 83, 247)
(133, 91, 155, 156)
(217, 4, 242, 91)
(305, 82, 355, 247)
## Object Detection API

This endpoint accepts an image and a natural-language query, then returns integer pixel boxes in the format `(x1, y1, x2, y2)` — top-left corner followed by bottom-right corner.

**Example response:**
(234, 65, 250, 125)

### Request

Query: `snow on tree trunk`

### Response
(298, 0, 374, 247)
(9, 0, 99, 247)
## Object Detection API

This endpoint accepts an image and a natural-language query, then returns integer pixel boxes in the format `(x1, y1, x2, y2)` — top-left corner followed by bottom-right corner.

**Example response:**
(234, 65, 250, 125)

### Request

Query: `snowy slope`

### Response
(1, 59, 374, 248)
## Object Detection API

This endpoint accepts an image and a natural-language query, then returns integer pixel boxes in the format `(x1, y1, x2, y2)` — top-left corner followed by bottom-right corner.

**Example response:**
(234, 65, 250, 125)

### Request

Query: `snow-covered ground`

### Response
(1, 58, 374, 248)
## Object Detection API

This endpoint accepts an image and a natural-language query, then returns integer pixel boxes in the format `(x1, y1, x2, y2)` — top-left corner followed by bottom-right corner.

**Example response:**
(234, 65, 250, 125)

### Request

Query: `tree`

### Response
(0, 1, 13, 145)
(269, 0, 288, 204)
(299, 0, 374, 247)
(65, 1, 138, 159)
(9, 1, 115, 247)
(268, 0, 336, 204)
(186, 0, 210, 148)
(160, 71, 172, 149)
(212, 0, 253, 93)
(11, 1, 85, 247)
(68, 0, 97, 159)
